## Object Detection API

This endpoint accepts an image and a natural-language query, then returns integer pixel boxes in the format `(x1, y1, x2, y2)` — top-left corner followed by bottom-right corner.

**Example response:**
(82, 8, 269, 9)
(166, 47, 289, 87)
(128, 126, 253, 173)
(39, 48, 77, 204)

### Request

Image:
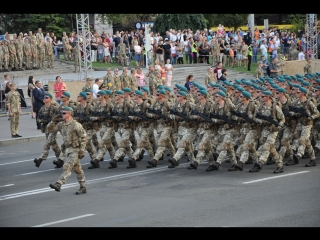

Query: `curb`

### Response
(0, 134, 61, 147)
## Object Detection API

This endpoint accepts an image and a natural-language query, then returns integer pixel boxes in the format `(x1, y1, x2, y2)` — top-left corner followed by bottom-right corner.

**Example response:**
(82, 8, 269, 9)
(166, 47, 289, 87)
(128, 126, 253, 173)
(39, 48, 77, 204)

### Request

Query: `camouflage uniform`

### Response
(38, 41, 46, 69)
(64, 42, 72, 61)
(113, 72, 121, 91)
(14, 39, 24, 69)
(304, 63, 312, 74)
(86, 97, 99, 152)
(6, 90, 21, 135)
(36, 103, 61, 162)
(103, 70, 115, 91)
(73, 44, 79, 72)
(2, 42, 10, 70)
(255, 67, 264, 79)
(204, 72, 215, 85)
(129, 72, 138, 92)
(0, 43, 3, 72)
(23, 41, 31, 70)
(312, 96, 320, 154)
(8, 41, 18, 70)
(120, 69, 131, 89)
(30, 41, 39, 69)
(118, 42, 127, 66)
(147, 70, 156, 95)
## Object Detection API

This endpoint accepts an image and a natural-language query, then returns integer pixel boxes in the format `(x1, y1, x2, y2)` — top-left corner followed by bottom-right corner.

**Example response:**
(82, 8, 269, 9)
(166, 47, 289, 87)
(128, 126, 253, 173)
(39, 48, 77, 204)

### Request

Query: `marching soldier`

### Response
(34, 93, 61, 168)
(48, 106, 88, 195)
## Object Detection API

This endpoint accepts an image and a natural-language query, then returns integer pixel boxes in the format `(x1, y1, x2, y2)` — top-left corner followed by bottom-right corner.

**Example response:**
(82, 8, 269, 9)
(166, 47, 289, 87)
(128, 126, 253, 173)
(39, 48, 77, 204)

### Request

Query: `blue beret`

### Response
(315, 79, 320, 83)
(241, 91, 251, 99)
(219, 87, 227, 93)
(241, 78, 247, 82)
(177, 91, 187, 97)
(190, 81, 198, 87)
(141, 86, 149, 93)
(302, 81, 310, 87)
(157, 89, 166, 95)
(299, 87, 308, 94)
(287, 82, 293, 88)
(178, 86, 188, 92)
(198, 85, 206, 91)
(252, 84, 259, 89)
(251, 79, 257, 83)
(284, 76, 291, 80)
(271, 84, 279, 89)
(259, 86, 266, 91)
(224, 81, 233, 87)
(157, 85, 164, 89)
(316, 86, 320, 90)
(134, 90, 143, 96)
(62, 106, 73, 112)
(175, 83, 182, 89)
(277, 87, 286, 93)
(123, 87, 132, 93)
(79, 92, 87, 99)
(243, 80, 252, 86)
(257, 80, 264, 85)
(198, 89, 208, 95)
(316, 72, 320, 76)
(292, 84, 300, 89)
(278, 77, 285, 83)
(105, 90, 113, 95)
(291, 76, 297, 80)
(97, 90, 106, 95)
(85, 89, 93, 93)
(216, 91, 226, 97)
(208, 82, 216, 88)
(297, 78, 304, 83)
(262, 90, 273, 96)
(44, 93, 53, 98)
(163, 86, 171, 92)
(115, 90, 124, 95)
(237, 87, 245, 92)
(296, 74, 303, 78)
(213, 84, 221, 88)
(62, 91, 71, 98)
(235, 79, 242, 84)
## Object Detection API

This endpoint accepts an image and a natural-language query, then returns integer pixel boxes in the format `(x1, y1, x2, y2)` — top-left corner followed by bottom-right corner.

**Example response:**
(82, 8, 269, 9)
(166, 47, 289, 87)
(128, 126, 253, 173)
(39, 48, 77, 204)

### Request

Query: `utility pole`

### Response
(145, 24, 151, 69)
(306, 14, 318, 72)
(248, 14, 254, 36)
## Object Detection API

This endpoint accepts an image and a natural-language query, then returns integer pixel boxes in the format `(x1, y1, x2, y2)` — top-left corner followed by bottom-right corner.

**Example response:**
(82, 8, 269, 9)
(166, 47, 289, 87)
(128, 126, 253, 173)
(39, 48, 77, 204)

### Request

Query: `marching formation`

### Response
(32, 69, 320, 195)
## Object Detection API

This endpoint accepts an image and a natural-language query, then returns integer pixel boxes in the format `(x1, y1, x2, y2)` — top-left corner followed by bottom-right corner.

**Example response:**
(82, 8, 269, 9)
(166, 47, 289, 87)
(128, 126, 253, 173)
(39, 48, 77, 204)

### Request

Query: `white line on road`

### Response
(0, 184, 14, 188)
(32, 214, 95, 227)
(0, 156, 55, 166)
(242, 171, 310, 184)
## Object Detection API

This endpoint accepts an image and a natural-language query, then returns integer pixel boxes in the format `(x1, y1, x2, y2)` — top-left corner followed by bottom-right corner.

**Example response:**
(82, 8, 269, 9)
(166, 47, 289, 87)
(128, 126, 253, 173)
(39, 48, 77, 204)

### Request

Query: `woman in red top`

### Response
(53, 76, 67, 105)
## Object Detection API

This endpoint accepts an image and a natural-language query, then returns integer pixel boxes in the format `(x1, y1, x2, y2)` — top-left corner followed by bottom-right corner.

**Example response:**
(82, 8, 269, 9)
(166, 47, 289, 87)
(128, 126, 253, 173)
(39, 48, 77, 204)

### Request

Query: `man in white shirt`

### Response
(298, 49, 305, 60)
(92, 78, 102, 98)
(260, 39, 268, 60)
(170, 30, 177, 42)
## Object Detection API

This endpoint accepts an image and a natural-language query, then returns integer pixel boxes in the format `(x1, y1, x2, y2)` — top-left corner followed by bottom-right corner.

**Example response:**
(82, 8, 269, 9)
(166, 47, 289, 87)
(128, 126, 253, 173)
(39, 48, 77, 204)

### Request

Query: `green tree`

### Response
(153, 14, 207, 35)
(96, 14, 155, 28)
(287, 14, 307, 33)
(215, 14, 249, 31)
(203, 14, 218, 29)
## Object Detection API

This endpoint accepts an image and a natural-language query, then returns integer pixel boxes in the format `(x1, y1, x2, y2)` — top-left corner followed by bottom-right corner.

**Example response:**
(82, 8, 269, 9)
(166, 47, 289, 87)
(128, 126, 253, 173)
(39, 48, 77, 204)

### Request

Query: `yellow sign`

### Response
(210, 24, 294, 32)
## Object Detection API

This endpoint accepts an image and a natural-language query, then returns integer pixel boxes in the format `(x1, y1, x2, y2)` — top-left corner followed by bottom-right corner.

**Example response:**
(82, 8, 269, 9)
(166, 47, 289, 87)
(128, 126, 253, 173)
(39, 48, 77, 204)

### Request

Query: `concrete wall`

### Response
(283, 59, 320, 76)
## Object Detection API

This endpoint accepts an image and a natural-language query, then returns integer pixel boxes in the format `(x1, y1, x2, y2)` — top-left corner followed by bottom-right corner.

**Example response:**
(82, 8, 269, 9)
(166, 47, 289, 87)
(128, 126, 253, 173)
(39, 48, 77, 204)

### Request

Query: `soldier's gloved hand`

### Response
(78, 150, 85, 159)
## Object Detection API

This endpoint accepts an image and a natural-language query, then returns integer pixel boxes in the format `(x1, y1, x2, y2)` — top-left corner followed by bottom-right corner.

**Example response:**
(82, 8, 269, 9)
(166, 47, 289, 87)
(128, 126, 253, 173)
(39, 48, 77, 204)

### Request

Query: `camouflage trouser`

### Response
(9, 112, 20, 135)
(17, 51, 23, 68)
(0, 55, 3, 70)
(278, 126, 294, 161)
(74, 56, 79, 71)
(31, 54, 38, 68)
(9, 54, 18, 69)
(57, 149, 85, 185)
(154, 126, 176, 161)
(3, 54, 9, 69)
(65, 49, 71, 60)
(85, 129, 97, 160)
(95, 125, 116, 160)
(211, 131, 223, 153)
(118, 52, 127, 66)
(252, 129, 282, 167)
(216, 128, 237, 165)
(24, 54, 30, 69)
(274, 126, 284, 150)
(195, 130, 214, 164)
(236, 129, 258, 164)
(39, 52, 45, 69)
(47, 54, 54, 67)
(132, 125, 154, 160)
(293, 124, 315, 160)
(130, 129, 137, 151)
(92, 131, 99, 152)
(149, 124, 157, 153)
(39, 131, 61, 160)
(172, 128, 195, 162)
(113, 127, 134, 161)
(311, 122, 320, 150)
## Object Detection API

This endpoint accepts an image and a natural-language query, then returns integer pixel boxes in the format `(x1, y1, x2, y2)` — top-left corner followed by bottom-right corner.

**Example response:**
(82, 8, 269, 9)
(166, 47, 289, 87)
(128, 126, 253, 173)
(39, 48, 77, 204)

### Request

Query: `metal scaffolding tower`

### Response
(306, 14, 318, 60)
(76, 14, 92, 80)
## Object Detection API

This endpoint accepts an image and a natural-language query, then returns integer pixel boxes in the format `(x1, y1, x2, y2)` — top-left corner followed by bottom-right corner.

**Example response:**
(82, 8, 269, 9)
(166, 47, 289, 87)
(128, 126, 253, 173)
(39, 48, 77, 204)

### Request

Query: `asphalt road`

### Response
(1, 138, 320, 227)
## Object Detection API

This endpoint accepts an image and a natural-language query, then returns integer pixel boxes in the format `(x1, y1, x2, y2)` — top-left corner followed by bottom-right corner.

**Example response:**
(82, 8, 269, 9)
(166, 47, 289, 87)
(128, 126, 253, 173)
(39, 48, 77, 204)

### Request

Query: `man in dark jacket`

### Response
(32, 80, 45, 129)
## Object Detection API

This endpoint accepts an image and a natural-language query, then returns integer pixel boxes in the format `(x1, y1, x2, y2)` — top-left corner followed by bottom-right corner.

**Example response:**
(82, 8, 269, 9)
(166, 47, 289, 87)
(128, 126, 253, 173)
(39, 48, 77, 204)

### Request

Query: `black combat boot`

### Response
(53, 159, 64, 168)
(118, 156, 124, 162)
(188, 161, 198, 169)
(305, 159, 316, 167)
(249, 162, 262, 172)
(34, 158, 44, 168)
(88, 159, 100, 169)
(206, 165, 215, 172)
(194, 150, 198, 158)
(273, 166, 284, 174)
(245, 156, 253, 164)
(146, 159, 157, 168)
(138, 149, 145, 161)
(235, 161, 244, 171)
(285, 159, 295, 166)
(49, 182, 61, 192)
(168, 158, 179, 168)
(159, 154, 164, 161)
(212, 161, 220, 170)
(228, 164, 238, 171)
(108, 159, 118, 169)
(212, 152, 219, 161)
(266, 156, 275, 165)
(76, 182, 87, 195)
(127, 158, 137, 169)
(293, 154, 301, 164)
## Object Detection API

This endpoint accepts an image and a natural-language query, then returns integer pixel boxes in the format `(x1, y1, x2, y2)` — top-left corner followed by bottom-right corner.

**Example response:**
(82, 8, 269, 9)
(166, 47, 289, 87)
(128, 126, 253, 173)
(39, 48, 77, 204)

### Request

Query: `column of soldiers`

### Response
(40, 69, 320, 186)
(0, 30, 55, 72)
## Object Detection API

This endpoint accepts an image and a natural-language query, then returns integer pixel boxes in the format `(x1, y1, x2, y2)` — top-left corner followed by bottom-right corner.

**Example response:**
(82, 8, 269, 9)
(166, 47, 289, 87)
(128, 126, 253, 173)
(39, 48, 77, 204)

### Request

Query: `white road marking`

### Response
(0, 184, 14, 188)
(32, 214, 95, 227)
(242, 171, 310, 184)
(0, 156, 55, 166)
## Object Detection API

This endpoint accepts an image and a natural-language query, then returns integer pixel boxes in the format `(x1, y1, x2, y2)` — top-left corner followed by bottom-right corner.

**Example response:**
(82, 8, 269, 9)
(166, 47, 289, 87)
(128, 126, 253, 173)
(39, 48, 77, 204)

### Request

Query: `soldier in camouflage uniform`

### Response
(123, 87, 137, 153)
(48, 106, 88, 195)
(74, 91, 97, 162)
(34, 93, 61, 168)
(167, 90, 196, 168)
(46, 38, 54, 68)
(204, 67, 215, 85)
(30, 40, 39, 70)
(108, 90, 134, 169)
(289, 45, 299, 61)
(23, 38, 31, 70)
(88, 90, 117, 169)
(145, 89, 176, 168)
(38, 39, 46, 70)
(0, 41, 3, 72)
(249, 90, 285, 173)
(103, 68, 115, 91)
(6, 83, 22, 137)
(129, 68, 138, 92)
(82, 78, 94, 92)
(311, 86, 320, 157)
(146, 65, 155, 94)
(188, 89, 215, 170)
(255, 61, 264, 79)
(289, 87, 319, 167)
(153, 70, 163, 95)
(127, 90, 155, 168)
(36, 28, 44, 45)
(120, 67, 131, 89)
(73, 43, 79, 72)
(62, 32, 69, 60)
(8, 40, 18, 71)
(113, 69, 121, 91)
(15, 36, 24, 71)
(304, 58, 312, 75)
(118, 38, 127, 66)
(2, 40, 10, 71)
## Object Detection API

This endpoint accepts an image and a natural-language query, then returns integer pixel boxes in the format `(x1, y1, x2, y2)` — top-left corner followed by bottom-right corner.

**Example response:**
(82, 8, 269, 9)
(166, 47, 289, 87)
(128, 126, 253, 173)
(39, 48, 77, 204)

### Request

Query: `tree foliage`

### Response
(153, 14, 207, 35)
(96, 14, 154, 28)
(215, 14, 249, 30)
(287, 14, 307, 33)
(203, 14, 219, 29)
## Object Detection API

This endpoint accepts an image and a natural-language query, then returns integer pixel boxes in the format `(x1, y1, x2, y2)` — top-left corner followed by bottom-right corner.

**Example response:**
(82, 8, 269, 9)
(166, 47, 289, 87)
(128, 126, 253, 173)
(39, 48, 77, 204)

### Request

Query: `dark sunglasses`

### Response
(261, 96, 267, 98)
(86, 93, 91, 95)
(62, 112, 68, 115)
(60, 96, 65, 98)
(197, 94, 202, 96)
(276, 92, 280, 94)
(235, 91, 239, 94)
(239, 95, 244, 98)
(250, 88, 254, 90)
(173, 87, 177, 90)
(256, 91, 261, 93)
(314, 90, 319, 92)
(296, 92, 301, 94)
(156, 94, 160, 96)
(177, 95, 181, 98)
